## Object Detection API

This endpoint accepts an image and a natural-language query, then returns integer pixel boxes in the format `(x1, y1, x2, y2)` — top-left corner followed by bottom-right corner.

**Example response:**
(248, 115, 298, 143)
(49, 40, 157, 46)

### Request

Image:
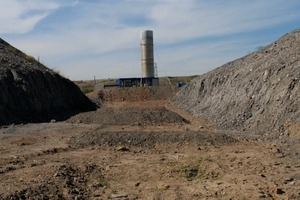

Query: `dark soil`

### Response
(0, 38, 97, 125)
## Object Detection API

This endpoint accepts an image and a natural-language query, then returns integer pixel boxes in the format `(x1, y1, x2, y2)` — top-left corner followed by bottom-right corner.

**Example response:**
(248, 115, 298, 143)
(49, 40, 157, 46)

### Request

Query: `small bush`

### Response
(81, 87, 94, 94)
(24, 55, 36, 63)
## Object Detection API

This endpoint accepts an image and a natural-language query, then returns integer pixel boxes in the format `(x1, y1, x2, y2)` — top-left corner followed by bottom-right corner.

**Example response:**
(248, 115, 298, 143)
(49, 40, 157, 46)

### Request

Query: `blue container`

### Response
(176, 82, 182, 87)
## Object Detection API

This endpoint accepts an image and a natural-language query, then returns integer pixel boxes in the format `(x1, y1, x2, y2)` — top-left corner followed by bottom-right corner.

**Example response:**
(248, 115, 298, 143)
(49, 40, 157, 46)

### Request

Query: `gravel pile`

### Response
(173, 29, 300, 134)
(67, 106, 189, 126)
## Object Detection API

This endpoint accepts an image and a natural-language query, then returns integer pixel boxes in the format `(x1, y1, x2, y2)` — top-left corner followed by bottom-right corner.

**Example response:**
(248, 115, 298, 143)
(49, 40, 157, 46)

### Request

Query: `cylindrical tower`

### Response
(140, 30, 154, 78)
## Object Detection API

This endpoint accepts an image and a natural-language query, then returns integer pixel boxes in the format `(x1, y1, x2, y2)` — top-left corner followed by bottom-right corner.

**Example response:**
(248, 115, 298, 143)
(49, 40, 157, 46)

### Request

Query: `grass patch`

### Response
(184, 168, 199, 181)
(180, 160, 205, 181)
(80, 84, 94, 94)
(4, 45, 38, 64)
(4, 46, 17, 54)
(87, 175, 108, 187)
(24, 55, 36, 63)
(160, 158, 205, 181)
(161, 161, 178, 167)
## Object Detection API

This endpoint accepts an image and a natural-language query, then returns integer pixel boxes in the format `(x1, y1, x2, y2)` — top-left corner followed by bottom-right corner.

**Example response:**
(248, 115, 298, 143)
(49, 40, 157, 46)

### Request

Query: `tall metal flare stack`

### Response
(140, 30, 154, 78)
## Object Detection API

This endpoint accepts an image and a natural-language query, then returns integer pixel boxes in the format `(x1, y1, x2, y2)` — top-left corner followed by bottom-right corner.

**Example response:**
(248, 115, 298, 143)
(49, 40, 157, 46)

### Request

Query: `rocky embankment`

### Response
(173, 29, 300, 135)
(0, 38, 96, 125)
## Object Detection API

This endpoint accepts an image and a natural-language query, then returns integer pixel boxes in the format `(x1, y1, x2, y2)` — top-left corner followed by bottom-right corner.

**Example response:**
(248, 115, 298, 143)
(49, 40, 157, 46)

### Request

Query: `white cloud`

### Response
(149, 0, 300, 44)
(2, 0, 300, 80)
(0, 0, 76, 34)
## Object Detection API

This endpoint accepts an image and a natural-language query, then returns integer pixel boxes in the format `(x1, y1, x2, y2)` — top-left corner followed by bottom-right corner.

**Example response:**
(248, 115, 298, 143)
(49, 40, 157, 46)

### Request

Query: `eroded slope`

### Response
(0, 38, 96, 125)
(174, 29, 300, 134)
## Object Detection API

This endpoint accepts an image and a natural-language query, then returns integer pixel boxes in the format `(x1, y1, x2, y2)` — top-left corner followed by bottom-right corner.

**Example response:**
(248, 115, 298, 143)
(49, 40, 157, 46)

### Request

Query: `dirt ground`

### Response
(1, 97, 300, 199)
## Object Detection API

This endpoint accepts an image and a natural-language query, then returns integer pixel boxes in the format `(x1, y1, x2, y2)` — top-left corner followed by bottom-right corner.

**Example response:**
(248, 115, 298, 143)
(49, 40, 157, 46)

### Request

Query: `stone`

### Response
(158, 183, 170, 190)
(283, 177, 294, 184)
(134, 182, 140, 187)
(111, 193, 128, 198)
(275, 188, 285, 195)
(260, 174, 266, 178)
(116, 146, 129, 152)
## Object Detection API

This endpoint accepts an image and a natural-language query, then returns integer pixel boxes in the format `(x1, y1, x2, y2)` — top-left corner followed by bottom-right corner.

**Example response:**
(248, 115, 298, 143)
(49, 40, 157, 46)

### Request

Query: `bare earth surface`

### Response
(1, 99, 300, 200)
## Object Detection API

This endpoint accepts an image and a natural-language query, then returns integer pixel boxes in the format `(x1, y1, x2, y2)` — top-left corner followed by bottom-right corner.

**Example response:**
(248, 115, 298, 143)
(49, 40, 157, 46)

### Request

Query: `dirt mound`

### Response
(96, 85, 176, 102)
(173, 29, 300, 134)
(67, 106, 189, 126)
(0, 38, 96, 125)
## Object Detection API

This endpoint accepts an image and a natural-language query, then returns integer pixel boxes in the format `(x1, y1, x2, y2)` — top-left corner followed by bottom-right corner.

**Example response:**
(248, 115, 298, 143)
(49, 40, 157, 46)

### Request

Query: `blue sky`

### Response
(1, 0, 300, 80)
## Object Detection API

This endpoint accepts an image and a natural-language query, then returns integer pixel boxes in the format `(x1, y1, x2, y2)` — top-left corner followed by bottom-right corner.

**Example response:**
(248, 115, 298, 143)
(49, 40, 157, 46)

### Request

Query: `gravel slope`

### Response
(173, 29, 300, 134)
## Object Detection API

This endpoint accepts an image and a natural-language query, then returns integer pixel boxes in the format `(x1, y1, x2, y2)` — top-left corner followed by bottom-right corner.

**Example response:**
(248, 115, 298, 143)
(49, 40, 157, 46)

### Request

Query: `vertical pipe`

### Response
(140, 30, 154, 78)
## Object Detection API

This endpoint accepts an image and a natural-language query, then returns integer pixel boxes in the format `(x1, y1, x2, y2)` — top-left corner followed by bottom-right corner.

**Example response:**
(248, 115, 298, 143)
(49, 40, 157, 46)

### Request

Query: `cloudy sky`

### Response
(1, 0, 300, 80)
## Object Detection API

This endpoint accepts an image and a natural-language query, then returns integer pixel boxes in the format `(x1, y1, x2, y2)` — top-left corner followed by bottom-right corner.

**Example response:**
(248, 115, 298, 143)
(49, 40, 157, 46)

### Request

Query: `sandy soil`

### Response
(1, 100, 300, 200)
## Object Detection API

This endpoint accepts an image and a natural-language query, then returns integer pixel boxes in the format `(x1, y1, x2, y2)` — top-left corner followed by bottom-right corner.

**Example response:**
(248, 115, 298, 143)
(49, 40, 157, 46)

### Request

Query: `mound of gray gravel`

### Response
(0, 38, 97, 125)
(70, 130, 237, 148)
(173, 29, 300, 134)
